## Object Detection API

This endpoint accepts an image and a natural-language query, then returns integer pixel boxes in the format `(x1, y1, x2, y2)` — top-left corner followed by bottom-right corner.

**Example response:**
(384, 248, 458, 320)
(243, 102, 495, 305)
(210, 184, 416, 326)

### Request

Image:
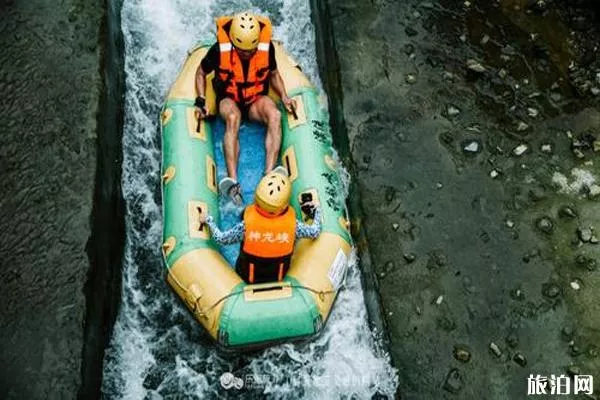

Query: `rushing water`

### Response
(101, 0, 398, 398)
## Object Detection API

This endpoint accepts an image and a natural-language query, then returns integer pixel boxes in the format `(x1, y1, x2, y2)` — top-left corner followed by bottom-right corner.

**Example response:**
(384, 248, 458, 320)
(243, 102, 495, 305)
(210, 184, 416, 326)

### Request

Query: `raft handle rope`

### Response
(290, 102, 298, 120)
(194, 96, 207, 132)
(169, 272, 344, 319)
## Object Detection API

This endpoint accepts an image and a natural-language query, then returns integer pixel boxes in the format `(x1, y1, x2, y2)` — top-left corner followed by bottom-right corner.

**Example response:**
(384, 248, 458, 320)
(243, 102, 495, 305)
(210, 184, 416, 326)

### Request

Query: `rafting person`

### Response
(200, 171, 321, 284)
(194, 12, 297, 205)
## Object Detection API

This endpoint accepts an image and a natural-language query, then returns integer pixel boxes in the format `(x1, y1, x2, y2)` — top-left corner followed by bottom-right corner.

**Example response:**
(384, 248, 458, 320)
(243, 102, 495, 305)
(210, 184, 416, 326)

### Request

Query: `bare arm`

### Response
(270, 69, 287, 99)
(194, 65, 207, 118)
(195, 65, 206, 99)
(270, 70, 296, 113)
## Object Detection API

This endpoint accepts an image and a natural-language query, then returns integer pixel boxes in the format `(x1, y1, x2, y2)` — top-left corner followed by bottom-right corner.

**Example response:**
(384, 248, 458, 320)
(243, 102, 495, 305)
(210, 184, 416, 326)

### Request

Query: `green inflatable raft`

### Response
(160, 39, 352, 350)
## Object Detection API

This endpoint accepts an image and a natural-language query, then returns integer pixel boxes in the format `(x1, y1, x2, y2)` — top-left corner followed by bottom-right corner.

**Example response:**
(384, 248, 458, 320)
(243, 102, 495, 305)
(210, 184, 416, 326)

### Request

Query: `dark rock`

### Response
(530, 0, 548, 14)
(537, 301, 553, 314)
(510, 288, 525, 301)
(453, 345, 471, 363)
(405, 26, 418, 37)
(502, 45, 517, 56)
(442, 71, 457, 82)
(570, 344, 584, 357)
(437, 315, 456, 331)
(478, 229, 490, 243)
(384, 261, 395, 272)
(575, 254, 597, 271)
(541, 282, 561, 298)
(426, 250, 448, 270)
(522, 248, 540, 263)
(572, 148, 585, 159)
(462, 139, 482, 155)
(489, 342, 502, 357)
(550, 92, 562, 102)
(446, 105, 460, 117)
(404, 43, 415, 55)
(505, 332, 519, 348)
(517, 121, 529, 132)
(577, 226, 593, 243)
(558, 205, 578, 219)
(512, 144, 529, 156)
(571, 132, 596, 151)
(535, 216, 554, 234)
(513, 352, 527, 367)
(405, 73, 417, 84)
(439, 131, 454, 146)
(567, 364, 581, 377)
(403, 253, 416, 263)
(587, 184, 600, 199)
(466, 59, 486, 73)
(528, 187, 547, 202)
(561, 325, 575, 342)
(443, 369, 464, 394)
(462, 276, 476, 293)
(385, 186, 396, 203)
(540, 143, 552, 153)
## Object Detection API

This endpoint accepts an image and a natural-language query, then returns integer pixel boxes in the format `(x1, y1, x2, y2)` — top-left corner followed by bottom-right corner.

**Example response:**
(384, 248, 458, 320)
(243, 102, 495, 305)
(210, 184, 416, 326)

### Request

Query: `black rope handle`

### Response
(290, 102, 298, 120)
(197, 206, 205, 231)
(195, 284, 343, 317)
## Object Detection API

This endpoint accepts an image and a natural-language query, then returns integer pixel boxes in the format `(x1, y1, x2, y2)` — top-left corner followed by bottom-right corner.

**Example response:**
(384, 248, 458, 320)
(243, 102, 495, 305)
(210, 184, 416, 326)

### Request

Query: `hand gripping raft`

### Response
(160, 39, 352, 351)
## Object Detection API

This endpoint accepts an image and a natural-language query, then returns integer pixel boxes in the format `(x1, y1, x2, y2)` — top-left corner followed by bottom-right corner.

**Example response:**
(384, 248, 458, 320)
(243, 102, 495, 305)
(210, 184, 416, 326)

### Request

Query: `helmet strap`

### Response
(256, 204, 288, 218)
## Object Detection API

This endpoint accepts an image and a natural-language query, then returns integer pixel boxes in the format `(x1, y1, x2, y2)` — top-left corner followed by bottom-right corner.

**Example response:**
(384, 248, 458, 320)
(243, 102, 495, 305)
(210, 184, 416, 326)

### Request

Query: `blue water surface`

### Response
(211, 117, 267, 266)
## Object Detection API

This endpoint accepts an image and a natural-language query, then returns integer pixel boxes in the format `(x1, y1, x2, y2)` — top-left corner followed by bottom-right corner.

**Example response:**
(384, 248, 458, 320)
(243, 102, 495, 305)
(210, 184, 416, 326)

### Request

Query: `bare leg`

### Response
(219, 98, 242, 181)
(248, 96, 282, 174)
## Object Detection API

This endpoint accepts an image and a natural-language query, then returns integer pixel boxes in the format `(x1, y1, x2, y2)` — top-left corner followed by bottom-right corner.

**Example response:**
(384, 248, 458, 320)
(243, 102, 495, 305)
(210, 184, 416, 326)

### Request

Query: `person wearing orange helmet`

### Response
(194, 12, 297, 205)
(201, 171, 321, 284)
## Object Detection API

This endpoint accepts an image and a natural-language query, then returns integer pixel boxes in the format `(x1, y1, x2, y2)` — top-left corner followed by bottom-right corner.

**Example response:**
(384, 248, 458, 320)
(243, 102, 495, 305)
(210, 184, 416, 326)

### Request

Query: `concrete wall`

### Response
(0, 0, 124, 398)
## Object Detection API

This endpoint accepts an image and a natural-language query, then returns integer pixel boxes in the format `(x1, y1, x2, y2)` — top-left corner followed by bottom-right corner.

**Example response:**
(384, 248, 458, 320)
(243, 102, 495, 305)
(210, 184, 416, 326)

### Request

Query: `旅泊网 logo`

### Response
(527, 374, 594, 396)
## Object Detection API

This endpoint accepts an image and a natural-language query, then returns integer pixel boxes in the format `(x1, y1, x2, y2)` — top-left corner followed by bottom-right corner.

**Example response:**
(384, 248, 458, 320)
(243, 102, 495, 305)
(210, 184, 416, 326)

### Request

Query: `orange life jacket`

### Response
(215, 16, 272, 106)
(242, 204, 296, 258)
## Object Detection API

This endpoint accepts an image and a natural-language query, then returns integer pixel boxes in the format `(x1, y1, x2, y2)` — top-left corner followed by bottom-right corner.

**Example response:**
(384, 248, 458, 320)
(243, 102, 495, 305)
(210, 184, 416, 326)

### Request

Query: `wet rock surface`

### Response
(323, 0, 600, 397)
(0, 0, 104, 398)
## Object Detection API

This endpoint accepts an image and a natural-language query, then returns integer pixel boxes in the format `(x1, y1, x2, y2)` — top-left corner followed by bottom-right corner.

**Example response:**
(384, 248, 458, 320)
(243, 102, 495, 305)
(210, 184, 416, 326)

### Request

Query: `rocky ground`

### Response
(0, 0, 104, 398)
(323, 0, 600, 398)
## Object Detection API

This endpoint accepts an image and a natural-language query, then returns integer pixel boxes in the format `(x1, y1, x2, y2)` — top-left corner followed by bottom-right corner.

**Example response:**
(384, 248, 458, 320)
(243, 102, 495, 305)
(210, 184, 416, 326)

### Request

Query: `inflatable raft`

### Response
(160, 39, 352, 350)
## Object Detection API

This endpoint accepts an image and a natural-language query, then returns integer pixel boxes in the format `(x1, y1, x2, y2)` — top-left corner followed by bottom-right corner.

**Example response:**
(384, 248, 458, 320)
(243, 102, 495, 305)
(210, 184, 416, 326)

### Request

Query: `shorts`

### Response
(235, 252, 292, 284)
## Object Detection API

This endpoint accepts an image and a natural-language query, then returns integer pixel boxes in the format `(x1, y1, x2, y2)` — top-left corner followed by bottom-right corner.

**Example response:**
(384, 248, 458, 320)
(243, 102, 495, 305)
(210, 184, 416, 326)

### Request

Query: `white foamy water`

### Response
(552, 168, 598, 196)
(101, 0, 398, 398)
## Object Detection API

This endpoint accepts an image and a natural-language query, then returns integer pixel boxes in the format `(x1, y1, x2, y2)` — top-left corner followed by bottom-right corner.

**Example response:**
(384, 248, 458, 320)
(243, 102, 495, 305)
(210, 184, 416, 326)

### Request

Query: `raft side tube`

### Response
(217, 277, 321, 347)
(161, 42, 242, 338)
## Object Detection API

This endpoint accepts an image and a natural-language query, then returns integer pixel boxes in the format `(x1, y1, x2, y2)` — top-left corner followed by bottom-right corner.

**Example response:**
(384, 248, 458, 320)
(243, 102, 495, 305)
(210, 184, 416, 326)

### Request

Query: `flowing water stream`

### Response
(101, 1, 398, 398)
